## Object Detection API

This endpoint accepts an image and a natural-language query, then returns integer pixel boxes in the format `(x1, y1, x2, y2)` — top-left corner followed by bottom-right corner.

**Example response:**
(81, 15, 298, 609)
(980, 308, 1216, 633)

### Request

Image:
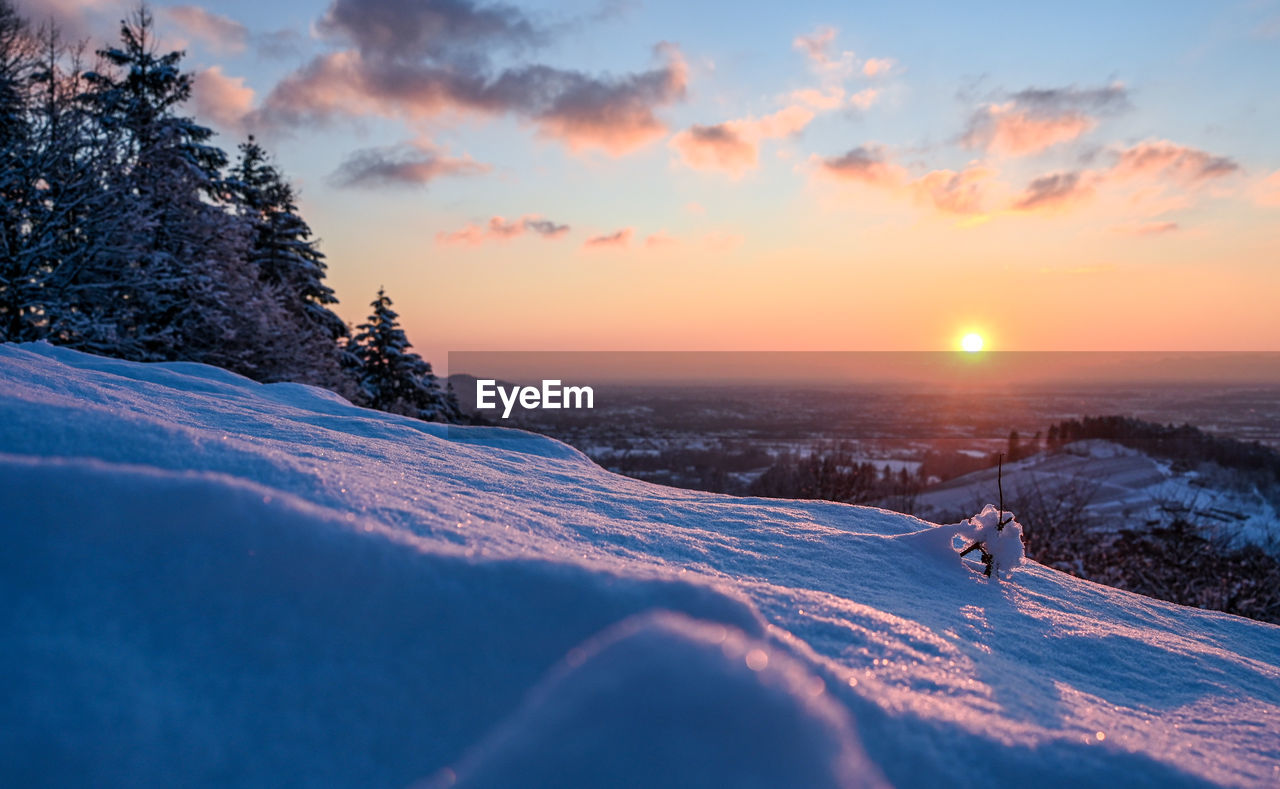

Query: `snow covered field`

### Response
(912, 440, 1280, 548)
(2, 343, 1278, 788)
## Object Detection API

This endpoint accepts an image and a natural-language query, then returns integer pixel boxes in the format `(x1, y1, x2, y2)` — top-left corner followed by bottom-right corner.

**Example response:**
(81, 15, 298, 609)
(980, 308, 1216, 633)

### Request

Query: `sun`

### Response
(961, 333, 984, 353)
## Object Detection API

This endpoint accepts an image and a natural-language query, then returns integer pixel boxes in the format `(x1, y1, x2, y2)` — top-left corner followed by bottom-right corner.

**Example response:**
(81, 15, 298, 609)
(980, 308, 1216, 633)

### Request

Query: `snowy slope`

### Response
(2, 343, 1279, 788)
(912, 440, 1280, 548)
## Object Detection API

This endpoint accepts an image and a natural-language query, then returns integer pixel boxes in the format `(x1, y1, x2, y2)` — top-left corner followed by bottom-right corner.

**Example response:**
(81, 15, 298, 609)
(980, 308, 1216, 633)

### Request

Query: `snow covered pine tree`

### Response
(228, 136, 351, 387)
(72, 7, 266, 367)
(351, 288, 459, 423)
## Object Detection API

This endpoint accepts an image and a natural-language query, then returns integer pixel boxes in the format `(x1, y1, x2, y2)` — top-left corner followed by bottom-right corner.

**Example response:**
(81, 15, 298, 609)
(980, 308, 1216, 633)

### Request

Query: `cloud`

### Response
(523, 218, 570, 237)
(317, 0, 544, 62)
(815, 145, 905, 187)
(1013, 171, 1093, 211)
(1256, 170, 1280, 207)
(793, 25, 838, 66)
(848, 88, 879, 110)
(251, 0, 686, 155)
(644, 231, 678, 248)
(966, 106, 1094, 156)
(909, 165, 996, 215)
(191, 67, 255, 131)
(253, 29, 303, 59)
(162, 6, 302, 59)
(583, 228, 633, 248)
(669, 105, 814, 176)
(1009, 141, 1237, 217)
(526, 44, 688, 153)
(165, 6, 248, 53)
(861, 58, 894, 77)
(817, 146, 996, 216)
(1006, 85, 1130, 114)
(963, 83, 1129, 156)
(793, 24, 896, 87)
(791, 87, 845, 111)
(638, 230, 742, 253)
(437, 215, 570, 245)
(329, 140, 490, 188)
(1113, 221, 1179, 236)
(1111, 140, 1239, 183)
(15, 0, 118, 40)
(819, 131, 1239, 225)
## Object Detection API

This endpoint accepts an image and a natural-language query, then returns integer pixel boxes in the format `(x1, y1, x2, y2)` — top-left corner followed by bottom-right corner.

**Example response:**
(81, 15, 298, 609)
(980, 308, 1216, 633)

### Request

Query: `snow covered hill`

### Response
(912, 440, 1280, 549)
(2, 343, 1278, 788)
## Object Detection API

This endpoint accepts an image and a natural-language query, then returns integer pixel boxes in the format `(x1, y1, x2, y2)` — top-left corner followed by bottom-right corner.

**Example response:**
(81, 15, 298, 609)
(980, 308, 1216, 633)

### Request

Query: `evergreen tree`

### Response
(0, 0, 35, 339)
(351, 288, 454, 421)
(71, 5, 259, 365)
(228, 136, 349, 385)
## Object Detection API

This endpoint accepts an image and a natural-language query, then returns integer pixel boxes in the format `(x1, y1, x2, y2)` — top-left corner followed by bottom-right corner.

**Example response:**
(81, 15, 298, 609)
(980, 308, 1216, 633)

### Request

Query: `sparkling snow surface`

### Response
(2, 343, 1279, 788)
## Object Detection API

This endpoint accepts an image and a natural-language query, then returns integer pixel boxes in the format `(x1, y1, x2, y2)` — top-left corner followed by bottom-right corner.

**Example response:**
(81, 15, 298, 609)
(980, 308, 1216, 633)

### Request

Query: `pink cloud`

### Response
(436, 215, 570, 245)
(1256, 171, 1280, 207)
(1012, 171, 1095, 213)
(644, 231, 679, 249)
(1111, 140, 1239, 183)
(192, 67, 254, 131)
(1112, 221, 1180, 236)
(670, 105, 815, 176)
(848, 88, 879, 110)
(793, 26, 839, 66)
(965, 104, 1095, 156)
(813, 145, 905, 187)
(165, 6, 248, 53)
(962, 85, 1127, 157)
(790, 87, 845, 111)
(909, 165, 997, 215)
(537, 44, 689, 154)
(817, 146, 996, 216)
(583, 228, 634, 249)
(253, 35, 687, 156)
(861, 58, 895, 77)
(15, 0, 116, 39)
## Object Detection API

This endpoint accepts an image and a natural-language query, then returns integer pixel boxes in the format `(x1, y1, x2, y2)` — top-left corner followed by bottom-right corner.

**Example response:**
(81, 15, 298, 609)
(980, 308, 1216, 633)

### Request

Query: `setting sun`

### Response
(962, 333, 985, 353)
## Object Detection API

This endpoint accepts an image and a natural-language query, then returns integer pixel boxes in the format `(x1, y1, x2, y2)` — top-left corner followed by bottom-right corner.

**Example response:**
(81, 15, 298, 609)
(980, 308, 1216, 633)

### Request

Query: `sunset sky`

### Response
(29, 0, 1280, 358)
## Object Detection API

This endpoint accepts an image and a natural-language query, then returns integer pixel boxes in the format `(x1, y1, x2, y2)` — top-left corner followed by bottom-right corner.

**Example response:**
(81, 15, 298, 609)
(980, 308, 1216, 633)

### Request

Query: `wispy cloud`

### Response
(1013, 171, 1093, 211)
(1112, 221, 1179, 236)
(816, 146, 997, 216)
(815, 145, 904, 187)
(437, 215, 570, 245)
(1111, 140, 1239, 183)
(330, 140, 489, 188)
(166, 6, 248, 53)
(163, 6, 301, 59)
(583, 228, 634, 249)
(793, 25, 839, 67)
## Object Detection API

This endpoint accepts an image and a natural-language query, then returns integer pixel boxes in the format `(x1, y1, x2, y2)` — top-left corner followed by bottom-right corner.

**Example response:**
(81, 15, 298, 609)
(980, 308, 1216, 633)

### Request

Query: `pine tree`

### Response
(0, 0, 36, 339)
(228, 136, 349, 385)
(351, 288, 454, 421)
(70, 5, 256, 364)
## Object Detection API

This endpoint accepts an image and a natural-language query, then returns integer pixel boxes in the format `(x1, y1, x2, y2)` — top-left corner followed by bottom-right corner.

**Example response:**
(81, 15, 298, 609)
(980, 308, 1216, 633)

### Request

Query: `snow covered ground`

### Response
(912, 440, 1280, 549)
(2, 342, 1279, 788)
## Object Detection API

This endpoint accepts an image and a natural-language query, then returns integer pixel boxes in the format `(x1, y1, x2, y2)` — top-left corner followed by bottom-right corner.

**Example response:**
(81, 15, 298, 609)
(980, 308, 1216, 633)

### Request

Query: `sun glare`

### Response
(961, 333, 984, 353)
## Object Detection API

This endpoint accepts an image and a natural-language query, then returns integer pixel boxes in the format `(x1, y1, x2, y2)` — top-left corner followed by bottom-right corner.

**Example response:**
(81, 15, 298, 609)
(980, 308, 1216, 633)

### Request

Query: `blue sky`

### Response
(26, 0, 1280, 355)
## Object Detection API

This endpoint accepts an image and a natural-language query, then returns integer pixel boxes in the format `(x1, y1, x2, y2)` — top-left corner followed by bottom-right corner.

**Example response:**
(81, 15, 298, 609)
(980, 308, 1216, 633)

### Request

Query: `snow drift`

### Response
(2, 343, 1278, 788)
